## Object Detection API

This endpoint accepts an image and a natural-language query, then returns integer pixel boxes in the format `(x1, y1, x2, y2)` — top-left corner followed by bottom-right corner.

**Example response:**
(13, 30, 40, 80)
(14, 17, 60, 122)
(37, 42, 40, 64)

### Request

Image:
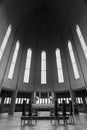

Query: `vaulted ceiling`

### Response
(0, 0, 87, 46)
(2, 0, 85, 26)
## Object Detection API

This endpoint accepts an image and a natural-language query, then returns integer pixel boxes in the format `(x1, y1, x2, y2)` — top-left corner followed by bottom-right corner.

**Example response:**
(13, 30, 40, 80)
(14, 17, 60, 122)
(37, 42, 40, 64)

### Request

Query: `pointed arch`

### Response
(41, 50, 46, 84)
(23, 48, 32, 83)
(56, 48, 64, 83)
(68, 40, 80, 79)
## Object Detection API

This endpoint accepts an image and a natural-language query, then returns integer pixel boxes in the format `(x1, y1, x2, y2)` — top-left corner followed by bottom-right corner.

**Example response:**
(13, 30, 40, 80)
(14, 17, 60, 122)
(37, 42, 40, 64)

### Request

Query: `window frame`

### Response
(41, 50, 46, 84)
(68, 40, 80, 79)
(56, 48, 64, 83)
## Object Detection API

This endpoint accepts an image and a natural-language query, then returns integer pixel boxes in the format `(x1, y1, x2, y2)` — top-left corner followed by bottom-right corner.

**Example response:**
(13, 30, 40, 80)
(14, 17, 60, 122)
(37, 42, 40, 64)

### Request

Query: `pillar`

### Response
(39, 92, 41, 104)
(34, 92, 36, 104)
(61, 37, 75, 114)
(52, 92, 54, 98)
(8, 90, 17, 115)
(31, 92, 34, 104)
(52, 92, 54, 104)
(0, 95, 5, 113)
(81, 93, 87, 112)
(47, 92, 49, 104)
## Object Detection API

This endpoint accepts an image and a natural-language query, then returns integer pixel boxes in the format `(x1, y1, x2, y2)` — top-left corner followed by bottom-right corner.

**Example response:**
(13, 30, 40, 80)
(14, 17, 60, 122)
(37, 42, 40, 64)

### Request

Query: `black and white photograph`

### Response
(0, 0, 87, 130)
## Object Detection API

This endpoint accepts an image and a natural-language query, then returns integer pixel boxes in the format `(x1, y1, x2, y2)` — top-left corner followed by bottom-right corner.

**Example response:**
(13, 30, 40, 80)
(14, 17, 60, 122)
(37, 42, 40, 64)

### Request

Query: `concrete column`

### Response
(39, 92, 41, 104)
(61, 38, 75, 114)
(52, 92, 54, 104)
(8, 90, 17, 115)
(82, 95, 87, 112)
(31, 92, 34, 104)
(52, 92, 54, 98)
(47, 92, 49, 104)
(0, 96, 5, 113)
(34, 92, 36, 104)
(8, 45, 24, 115)
(69, 88, 76, 114)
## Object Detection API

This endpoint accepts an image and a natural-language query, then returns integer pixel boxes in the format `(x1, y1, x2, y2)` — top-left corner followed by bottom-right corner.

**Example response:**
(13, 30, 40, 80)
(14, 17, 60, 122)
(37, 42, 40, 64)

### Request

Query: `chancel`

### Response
(0, 0, 87, 130)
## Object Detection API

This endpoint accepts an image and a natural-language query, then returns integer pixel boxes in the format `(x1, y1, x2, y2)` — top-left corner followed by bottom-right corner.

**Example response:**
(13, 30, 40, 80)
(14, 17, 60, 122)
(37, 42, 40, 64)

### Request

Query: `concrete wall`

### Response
(0, 0, 21, 91)
(0, 0, 87, 93)
(66, 0, 87, 90)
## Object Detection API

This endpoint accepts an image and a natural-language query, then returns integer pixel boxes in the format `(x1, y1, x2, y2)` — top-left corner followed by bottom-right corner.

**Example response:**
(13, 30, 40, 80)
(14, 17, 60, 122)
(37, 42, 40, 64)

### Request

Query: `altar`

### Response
(32, 104, 54, 118)
(32, 104, 54, 111)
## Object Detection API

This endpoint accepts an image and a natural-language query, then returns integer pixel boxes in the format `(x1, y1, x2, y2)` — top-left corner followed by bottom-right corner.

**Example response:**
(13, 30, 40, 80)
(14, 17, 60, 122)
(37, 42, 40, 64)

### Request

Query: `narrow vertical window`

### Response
(56, 48, 64, 83)
(41, 51, 46, 84)
(0, 25, 11, 61)
(23, 48, 32, 83)
(76, 25, 87, 59)
(8, 40, 20, 79)
(68, 40, 80, 79)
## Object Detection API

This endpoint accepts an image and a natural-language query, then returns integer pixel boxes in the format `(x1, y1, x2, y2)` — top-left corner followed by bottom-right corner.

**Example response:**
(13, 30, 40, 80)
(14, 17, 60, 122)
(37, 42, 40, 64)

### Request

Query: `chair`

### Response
(50, 108, 55, 124)
(69, 101, 75, 124)
(30, 109, 38, 125)
(50, 99, 60, 125)
(62, 100, 68, 125)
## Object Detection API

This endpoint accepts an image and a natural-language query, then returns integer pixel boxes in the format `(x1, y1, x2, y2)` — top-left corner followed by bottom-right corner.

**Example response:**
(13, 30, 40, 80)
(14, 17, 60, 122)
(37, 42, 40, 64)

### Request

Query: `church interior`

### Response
(0, 0, 87, 129)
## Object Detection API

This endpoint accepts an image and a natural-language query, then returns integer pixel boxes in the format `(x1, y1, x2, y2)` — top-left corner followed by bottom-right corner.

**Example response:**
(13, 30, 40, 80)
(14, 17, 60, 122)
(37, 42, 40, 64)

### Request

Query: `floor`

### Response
(0, 112, 87, 130)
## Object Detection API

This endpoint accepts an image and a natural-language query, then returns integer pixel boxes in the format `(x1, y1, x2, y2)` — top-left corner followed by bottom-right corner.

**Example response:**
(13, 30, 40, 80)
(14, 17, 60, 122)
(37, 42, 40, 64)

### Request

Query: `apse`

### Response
(0, 0, 87, 116)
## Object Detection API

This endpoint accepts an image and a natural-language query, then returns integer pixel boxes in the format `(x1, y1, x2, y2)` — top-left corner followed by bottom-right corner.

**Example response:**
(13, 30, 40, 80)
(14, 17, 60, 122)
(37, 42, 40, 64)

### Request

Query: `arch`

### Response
(68, 40, 80, 79)
(41, 50, 46, 84)
(23, 48, 32, 83)
(55, 48, 64, 83)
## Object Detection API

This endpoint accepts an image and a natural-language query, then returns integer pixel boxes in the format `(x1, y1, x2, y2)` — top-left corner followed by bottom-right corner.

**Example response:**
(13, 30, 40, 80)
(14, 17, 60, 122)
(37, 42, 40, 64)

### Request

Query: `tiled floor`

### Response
(0, 112, 87, 130)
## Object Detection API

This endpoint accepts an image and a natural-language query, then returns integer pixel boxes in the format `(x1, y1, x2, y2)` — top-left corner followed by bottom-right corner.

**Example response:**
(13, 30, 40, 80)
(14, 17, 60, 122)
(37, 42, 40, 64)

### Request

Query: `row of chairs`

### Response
(20, 100, 76, 126)
(21, 110, 75, 126)
(50, 100, 75, 125)
(50, 111, 75, 125)
(21, 100, 38, 125)
(21, 112, 38, 125)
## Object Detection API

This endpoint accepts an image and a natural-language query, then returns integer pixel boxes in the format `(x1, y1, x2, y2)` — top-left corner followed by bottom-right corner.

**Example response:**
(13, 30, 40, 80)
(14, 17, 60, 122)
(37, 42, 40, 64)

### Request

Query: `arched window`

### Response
(76, 25, 87, 59)
(0, 25, 11, 61)
(68, 40, 80, 79)
(41, 51, 46, 84)
(23, 48, 32, 83)
(56, 48, 64, 83)
(8, 40, 20, 79)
